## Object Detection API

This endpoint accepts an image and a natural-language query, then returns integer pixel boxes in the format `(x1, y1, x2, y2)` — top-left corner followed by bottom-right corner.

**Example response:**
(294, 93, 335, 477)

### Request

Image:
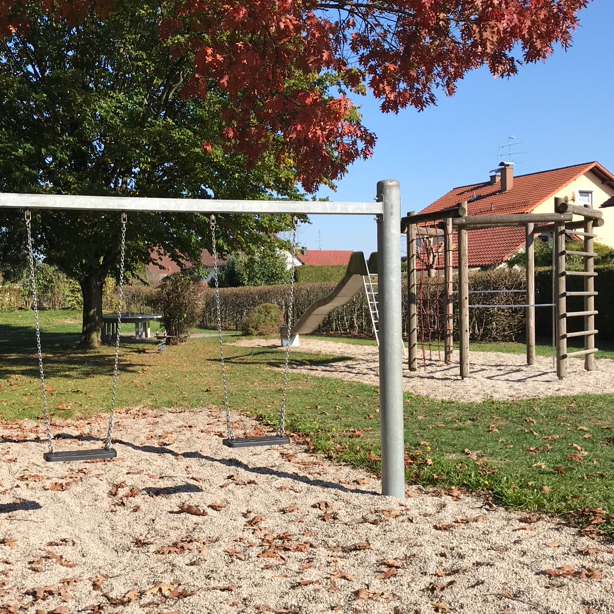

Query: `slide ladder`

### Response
(282, 252, 378, 345)
(363, 263, 379, 346)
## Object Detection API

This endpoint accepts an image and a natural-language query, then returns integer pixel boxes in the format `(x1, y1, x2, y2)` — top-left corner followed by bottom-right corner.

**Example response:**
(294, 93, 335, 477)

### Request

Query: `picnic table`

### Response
(102, 313, 163, 341)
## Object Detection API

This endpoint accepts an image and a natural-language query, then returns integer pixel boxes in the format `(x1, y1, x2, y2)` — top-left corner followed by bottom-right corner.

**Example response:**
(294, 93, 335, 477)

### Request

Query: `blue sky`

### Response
(301, 0, 614, 257)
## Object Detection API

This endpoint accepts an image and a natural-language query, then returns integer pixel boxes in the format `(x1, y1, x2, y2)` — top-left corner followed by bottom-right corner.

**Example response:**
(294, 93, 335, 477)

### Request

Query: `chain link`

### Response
(25, 211, 54, 454)
(278, 215, 298, 436)
(105, 212, 128, 449)
(210, 215, 234, 440)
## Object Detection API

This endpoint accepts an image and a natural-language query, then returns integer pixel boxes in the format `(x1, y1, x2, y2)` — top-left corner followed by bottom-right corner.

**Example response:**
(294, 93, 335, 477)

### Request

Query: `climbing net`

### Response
(416, 222, 447, 367)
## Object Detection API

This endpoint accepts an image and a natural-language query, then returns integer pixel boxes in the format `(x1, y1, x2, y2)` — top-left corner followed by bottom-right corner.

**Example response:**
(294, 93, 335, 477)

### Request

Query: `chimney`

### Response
(499, 162, 514, 192)
(489, 173, 500, 185)
(301, 246, 308, 256)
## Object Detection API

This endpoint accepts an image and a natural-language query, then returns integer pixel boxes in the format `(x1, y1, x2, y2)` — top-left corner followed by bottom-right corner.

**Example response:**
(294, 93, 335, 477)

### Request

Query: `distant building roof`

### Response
(297, 249, 354, 266)
(147, 249, 224, 279)
(419, 161, 614, 267)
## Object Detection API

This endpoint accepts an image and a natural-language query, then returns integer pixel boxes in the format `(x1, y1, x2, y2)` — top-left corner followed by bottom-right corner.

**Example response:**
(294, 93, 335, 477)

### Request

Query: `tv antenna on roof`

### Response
(497, 135, 525, 164)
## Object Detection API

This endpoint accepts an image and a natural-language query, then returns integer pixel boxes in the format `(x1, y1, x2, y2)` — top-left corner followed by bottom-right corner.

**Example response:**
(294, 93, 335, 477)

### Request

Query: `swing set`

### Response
(4, 182, 406, 499)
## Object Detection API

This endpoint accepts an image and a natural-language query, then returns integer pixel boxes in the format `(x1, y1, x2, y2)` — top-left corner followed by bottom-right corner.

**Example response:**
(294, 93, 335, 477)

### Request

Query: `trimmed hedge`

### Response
(295, 265, 347, 284)
(201, 266, 614, 343)
(535, 265, 614, 342)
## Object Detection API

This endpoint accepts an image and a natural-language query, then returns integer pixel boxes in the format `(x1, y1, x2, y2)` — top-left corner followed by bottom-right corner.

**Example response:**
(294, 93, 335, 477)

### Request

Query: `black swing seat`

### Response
(222, 435, 290, 448)
(44, 448, 117, 462)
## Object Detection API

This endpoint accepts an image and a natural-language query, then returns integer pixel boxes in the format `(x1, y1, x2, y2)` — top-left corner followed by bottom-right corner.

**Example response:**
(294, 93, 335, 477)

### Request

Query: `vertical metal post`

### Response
(444, 218, 454, 364)
(377, 180, 405, 500)
(458, 224, 470, 378)
(407, 216, 418, 371)
(584, 219, 595, 371)
(554, 222, 567, 379)
(526, 223, 536, 365)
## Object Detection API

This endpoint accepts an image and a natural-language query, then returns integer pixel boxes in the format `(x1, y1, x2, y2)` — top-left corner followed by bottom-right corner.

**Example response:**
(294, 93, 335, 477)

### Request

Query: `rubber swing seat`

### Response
(222, 436, 291, 448)
(43, 448, 117, 462)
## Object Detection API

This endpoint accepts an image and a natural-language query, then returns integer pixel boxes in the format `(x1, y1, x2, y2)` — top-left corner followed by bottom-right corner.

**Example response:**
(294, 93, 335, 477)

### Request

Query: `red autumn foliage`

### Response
(0, 0, 591, 191)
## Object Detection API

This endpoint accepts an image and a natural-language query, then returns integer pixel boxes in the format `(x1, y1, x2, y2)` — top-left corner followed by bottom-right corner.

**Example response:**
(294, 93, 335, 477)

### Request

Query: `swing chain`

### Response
(210, 214, 234, 440)
(105, 212, 128, 449)
(25, 210, 54, 454)
(278, 215, 298, 437)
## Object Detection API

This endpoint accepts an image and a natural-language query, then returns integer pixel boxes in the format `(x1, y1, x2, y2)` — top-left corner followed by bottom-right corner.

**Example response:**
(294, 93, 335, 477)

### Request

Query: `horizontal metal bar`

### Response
(564, 329, 598, 339)
(453, 213, 572, 227)
(469, 303, 554, 309)
(451, 289, 526, 294)
(0, 192, 383, 215)
(562, 310, 598, 317)
(564, 250, 595, 257)
(564, 271, 597, 277)
(563, 348, 598, 359)
(564, 291, 598, 297)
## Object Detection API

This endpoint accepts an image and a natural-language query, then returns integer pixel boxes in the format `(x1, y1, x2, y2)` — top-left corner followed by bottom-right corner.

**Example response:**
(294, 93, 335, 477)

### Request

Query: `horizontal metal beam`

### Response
(0, 192, 383, 215)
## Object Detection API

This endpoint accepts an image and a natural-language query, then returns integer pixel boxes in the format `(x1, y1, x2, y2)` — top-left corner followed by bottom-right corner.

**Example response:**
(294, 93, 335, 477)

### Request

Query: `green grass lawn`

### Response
(1, 310, 613, 533)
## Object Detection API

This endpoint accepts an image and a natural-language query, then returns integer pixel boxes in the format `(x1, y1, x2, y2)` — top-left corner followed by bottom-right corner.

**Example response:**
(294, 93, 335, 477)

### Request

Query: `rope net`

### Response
(416, 223, 447, 368)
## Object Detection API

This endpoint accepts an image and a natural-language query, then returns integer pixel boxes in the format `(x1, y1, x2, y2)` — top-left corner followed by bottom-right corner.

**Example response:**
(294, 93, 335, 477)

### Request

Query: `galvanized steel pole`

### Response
(377, 180, 405, 499)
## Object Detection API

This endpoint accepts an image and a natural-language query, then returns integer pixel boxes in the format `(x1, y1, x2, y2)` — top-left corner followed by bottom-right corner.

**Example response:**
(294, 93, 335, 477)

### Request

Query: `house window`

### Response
(578, 190, 593, 208)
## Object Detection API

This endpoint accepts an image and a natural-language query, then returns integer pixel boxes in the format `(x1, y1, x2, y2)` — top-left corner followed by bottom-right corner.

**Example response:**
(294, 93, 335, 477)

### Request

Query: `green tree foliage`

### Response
(0, 0, 302, 347)
(217, 248, 290, 287)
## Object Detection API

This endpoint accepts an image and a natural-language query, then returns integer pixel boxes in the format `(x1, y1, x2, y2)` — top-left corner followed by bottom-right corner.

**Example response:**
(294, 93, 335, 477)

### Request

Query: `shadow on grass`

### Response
(7, 431, 377, 496)
(0, 323, 82, 353)
(217, 349, 354, 369)
(0, 340, 152, 380)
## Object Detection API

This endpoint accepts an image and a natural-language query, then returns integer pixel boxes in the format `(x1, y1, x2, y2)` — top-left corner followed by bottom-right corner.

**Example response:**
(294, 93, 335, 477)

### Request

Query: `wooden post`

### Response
(526, 223, 536, 365)
(407, 219, 418, 371)
(584, 218, 595, 371)
(444, 218, 453, 364)
(458, 225, 469, 378)
(554, 222, 567, 379)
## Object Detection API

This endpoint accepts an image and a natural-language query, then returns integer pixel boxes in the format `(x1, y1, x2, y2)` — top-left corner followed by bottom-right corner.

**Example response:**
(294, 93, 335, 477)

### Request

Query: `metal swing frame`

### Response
(24, 210, 128, 462)
(3, 183, 405, 499)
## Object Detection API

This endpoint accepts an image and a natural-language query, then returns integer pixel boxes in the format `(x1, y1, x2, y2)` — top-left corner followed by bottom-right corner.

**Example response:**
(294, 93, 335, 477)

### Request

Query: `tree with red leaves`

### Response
(0, 0, 591, 346)
(1, 0, 591, 192)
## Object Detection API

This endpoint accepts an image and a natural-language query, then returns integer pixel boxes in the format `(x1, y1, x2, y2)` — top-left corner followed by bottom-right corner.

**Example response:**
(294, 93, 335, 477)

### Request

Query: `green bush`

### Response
(241, 302, 284, 336)
(0, 282, 23, 311)
(154, 273, 201, 344)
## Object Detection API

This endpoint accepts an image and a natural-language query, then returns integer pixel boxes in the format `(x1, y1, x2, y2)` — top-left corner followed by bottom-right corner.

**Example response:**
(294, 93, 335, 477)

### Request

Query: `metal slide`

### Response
(292, 251, 378, 335)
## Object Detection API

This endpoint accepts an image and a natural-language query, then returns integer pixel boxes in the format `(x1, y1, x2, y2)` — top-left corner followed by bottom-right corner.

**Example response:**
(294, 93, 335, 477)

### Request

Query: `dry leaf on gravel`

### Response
(178, 503, 208, 517)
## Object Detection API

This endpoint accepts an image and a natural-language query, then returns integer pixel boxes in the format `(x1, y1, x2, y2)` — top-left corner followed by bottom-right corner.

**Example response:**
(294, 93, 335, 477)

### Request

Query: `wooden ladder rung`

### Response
(565, 230, 596, 238)
(564, 291, 598, 297)
(564, 271, 597, 277)
(565, 329, 598, 339)
(564, 250, 595, 257)
(563, 348, 598, 359)
(562, 310, 598, 317)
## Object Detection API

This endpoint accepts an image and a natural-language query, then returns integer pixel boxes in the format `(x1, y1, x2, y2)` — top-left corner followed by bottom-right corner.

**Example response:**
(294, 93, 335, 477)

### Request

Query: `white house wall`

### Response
(533, 171, 614, 247)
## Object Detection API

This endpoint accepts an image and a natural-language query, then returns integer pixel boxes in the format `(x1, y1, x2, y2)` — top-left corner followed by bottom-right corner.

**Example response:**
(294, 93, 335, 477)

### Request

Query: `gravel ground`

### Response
(234, 338, 614, 402)
(1, 405, 612, 614)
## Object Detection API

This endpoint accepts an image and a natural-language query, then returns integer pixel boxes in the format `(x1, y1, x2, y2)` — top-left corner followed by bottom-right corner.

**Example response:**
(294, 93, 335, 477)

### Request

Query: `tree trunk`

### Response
(80, 273, 105, 348)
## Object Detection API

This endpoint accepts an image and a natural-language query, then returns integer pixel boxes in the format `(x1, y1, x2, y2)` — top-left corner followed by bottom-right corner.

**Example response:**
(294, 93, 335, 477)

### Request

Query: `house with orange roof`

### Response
(296, 248, 354, 266)
(419, 161, 614, 267)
